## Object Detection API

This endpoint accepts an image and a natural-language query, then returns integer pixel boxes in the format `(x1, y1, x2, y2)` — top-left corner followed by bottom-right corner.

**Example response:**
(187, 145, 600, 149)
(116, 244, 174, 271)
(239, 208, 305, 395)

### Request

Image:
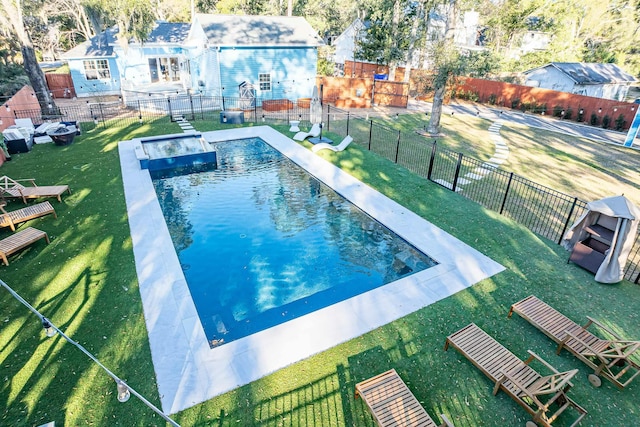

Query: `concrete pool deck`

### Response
(118, 126, 504, 415)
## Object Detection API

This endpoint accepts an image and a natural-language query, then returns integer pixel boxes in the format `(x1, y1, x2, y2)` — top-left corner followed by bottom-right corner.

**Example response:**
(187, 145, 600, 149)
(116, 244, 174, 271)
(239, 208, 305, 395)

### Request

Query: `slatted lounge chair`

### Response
(312, 135, 353, 153)
(293, 123, 321, 141)
(0, 176, 70, 203)
(0, 201, 56, 232)
(445, 323, 587, 427)
(0, 227, 49, 265)
(355, 369, 454, 427)
(509, 295, 640, 390)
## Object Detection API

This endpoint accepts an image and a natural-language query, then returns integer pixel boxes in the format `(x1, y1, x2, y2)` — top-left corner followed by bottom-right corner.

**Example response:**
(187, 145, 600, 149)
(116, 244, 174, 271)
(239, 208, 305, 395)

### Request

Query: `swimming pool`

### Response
(152, 137, 437, 346)
(120, 126, 504, 414)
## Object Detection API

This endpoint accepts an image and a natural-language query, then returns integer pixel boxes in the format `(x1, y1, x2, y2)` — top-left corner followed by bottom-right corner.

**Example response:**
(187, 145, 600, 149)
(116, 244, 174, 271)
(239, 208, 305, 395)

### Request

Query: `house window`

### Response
(258, 73, 271, 91)
(83, 59, 111, 80)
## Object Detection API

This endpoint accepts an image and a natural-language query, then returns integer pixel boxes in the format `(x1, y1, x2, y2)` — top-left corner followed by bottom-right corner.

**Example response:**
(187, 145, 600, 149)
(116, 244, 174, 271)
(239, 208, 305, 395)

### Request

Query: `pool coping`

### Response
(118, 126, 504, 415)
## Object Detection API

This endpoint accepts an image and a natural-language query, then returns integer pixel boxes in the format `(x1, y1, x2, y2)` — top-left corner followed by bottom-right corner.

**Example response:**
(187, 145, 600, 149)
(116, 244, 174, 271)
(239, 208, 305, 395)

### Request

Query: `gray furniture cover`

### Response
(562, 195, 640, 283)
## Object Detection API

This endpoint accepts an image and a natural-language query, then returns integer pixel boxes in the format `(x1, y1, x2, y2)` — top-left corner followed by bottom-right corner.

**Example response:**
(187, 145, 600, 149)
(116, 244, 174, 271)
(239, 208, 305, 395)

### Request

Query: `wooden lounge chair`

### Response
(355, 369, 454, 427)
(0, 201, 56, 231)
(0, 176, 70, 203)
(0, 227, 49, 265)
(312, 135, 353, 153)
(445, 323, 587, 427)
(509, 295, 640, 389)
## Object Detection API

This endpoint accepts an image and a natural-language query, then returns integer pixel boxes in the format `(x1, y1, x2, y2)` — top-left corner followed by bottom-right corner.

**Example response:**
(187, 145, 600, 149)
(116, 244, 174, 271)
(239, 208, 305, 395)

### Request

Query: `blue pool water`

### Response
(152, 138, 437, 347)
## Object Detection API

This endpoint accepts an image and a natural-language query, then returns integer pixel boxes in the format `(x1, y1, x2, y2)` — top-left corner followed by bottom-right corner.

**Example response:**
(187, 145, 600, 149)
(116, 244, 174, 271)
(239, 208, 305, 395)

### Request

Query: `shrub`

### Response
(615, 114, 625, 131)
(488, 94, 497, 105)
(553, 105, 564, 117)
(577, 110, 584, 122)
(602, 115, 611, 129)
(590, 112, 599, 126)
(564, 108, 573, 120)
(511, 98, 520, 109)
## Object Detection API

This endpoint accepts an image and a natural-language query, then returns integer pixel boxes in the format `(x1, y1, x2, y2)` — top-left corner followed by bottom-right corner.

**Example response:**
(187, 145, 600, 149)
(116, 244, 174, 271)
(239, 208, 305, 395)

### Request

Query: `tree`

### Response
(0, 0, 56, 110)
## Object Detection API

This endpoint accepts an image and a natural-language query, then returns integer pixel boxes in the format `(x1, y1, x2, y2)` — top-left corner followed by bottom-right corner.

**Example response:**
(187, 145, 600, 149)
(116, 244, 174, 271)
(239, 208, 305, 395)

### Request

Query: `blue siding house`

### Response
(61, 15, 323, 101)
(190, 14, 322, 100)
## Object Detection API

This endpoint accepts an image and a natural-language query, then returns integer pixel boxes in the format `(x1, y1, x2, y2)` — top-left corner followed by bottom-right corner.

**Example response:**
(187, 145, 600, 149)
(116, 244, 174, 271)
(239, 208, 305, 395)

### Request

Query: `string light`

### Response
(0, 279, 181, 427)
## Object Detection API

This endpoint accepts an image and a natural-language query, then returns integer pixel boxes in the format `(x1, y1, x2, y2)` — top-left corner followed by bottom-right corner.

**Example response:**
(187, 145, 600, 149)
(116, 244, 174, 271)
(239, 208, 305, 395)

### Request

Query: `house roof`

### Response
(144, 22, 191, 44)
(61, 28, 117, 59)
(525, 62, 637, 85)
(61, 22, 190, 59)
(195, 14, 323, 47)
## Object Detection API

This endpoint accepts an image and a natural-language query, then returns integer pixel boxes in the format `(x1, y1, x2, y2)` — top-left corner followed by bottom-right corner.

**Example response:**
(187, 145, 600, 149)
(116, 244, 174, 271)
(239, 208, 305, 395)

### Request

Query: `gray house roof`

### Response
(61, 22, 190, 59)
(195, 14, 323, 47)
(144, 22, 191, 44)
(61, 28, 117, 59)
(525, 62, 637, 85)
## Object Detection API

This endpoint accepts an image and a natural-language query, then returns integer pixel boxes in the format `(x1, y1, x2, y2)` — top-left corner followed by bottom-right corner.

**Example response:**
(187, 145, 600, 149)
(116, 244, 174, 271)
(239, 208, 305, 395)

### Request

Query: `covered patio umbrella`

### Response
(308, 86, 331, 143)
(562, 195, 640, 283)
(309, 85, 322, 125)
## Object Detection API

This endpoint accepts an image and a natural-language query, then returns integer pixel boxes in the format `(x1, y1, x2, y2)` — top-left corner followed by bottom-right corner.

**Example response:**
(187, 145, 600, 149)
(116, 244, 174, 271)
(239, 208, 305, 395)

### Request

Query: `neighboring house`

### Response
(332, 18, 368, 66)
(189, 14, 323, 100)
(524, 62, 638, 101)
(332, 9, 483, 71)
(61, 15, 323, 101)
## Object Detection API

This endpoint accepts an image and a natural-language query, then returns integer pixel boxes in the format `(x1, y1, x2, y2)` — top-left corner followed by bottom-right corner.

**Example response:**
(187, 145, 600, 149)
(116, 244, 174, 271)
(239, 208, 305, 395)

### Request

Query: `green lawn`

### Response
(0, 117, 638, 426)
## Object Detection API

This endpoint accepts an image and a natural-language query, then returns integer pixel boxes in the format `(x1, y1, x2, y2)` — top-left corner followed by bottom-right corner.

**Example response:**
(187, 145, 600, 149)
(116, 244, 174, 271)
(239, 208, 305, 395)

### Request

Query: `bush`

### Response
(553, 105, 564, 117)
(511, 98, 520, 109)
(564, 108, 573, 120)
(577, 110, 584, 122)
(602, 115, 611, 129)
(590, 112, 599, 126)
(615, 114, 625, 131)
(488, 94, 497, 105)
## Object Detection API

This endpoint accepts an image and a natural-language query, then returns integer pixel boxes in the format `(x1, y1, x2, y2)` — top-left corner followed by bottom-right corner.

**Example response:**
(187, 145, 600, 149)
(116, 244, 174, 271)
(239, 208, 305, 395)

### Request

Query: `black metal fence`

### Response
(9, 94, 640, 283)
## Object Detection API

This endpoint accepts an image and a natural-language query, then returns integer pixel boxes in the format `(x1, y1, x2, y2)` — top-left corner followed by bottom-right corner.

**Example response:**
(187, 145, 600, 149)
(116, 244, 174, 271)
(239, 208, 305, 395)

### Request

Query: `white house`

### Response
(524, 62, 638, 101)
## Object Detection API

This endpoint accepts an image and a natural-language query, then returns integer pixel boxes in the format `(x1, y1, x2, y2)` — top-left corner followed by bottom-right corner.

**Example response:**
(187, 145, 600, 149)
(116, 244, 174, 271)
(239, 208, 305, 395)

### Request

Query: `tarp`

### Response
(562, 195, 640, 283)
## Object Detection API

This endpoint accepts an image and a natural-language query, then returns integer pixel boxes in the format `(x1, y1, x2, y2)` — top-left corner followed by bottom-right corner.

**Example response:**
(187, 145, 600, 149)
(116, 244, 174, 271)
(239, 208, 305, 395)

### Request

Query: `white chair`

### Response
(312, 135, 353, 153)
(293, 123, 321, 141)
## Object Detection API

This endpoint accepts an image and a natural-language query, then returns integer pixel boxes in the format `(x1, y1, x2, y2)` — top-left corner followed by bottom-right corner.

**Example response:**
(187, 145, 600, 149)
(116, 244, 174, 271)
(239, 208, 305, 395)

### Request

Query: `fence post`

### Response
(452, 152, 463, 191)
(167, 98, 173, 121)
(189, 94, 195, 120)
(326, 104, 330, 131)
(137, 100, 142, 124)
(368, 120, 373, 150)
(394, 130, 401, 163)
(346, 112, 350, 135)
(200, 94, 204, 120)
(427, 141, 437, 180)
(500, 172, 514, 214)
(558, 197, 578, 244)
(222, 96, 226, 111)
(98, 102, 105, 128)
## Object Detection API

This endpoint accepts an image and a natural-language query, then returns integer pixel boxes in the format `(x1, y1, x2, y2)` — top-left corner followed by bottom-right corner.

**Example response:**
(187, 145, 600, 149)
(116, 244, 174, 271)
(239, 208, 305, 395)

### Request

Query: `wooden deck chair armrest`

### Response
(585, 316, 623, 340)
(526, 350, 561, 374)
(439, 413, 455, 427)
(14, 178, 37, 187)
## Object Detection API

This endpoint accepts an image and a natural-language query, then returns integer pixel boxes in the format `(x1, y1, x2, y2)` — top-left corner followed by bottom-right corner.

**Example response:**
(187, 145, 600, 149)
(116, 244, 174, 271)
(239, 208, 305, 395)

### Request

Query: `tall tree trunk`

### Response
(2, 0, 56, 110)
(426, 0, 456, 135)
(427, 82, 446, 134)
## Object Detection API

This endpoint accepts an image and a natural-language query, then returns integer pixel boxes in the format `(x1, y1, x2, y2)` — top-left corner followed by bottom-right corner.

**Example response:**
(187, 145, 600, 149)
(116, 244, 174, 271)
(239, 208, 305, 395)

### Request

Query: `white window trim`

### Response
(83, 59, 111, 80)
(258, 73, 272, 92)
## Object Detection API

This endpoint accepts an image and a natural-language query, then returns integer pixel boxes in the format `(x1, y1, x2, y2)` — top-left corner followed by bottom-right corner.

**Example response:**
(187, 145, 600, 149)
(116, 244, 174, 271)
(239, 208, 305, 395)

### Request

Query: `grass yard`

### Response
(0, 114, 638, 427)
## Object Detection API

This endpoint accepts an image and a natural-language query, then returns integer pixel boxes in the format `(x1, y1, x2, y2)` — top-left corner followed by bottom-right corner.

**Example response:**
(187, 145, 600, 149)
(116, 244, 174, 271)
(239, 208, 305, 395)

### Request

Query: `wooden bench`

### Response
(445, 323, 586, 427)
(355, 369, 453, 427)
(0, 227, 50, 265)
(509, 295, 640, 389)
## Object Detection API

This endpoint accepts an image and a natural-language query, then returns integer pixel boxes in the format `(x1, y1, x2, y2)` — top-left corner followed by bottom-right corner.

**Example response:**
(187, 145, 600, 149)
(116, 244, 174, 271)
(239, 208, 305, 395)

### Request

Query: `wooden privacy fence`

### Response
(44, 73, 76, 99)
(454, 77, 637, 131)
